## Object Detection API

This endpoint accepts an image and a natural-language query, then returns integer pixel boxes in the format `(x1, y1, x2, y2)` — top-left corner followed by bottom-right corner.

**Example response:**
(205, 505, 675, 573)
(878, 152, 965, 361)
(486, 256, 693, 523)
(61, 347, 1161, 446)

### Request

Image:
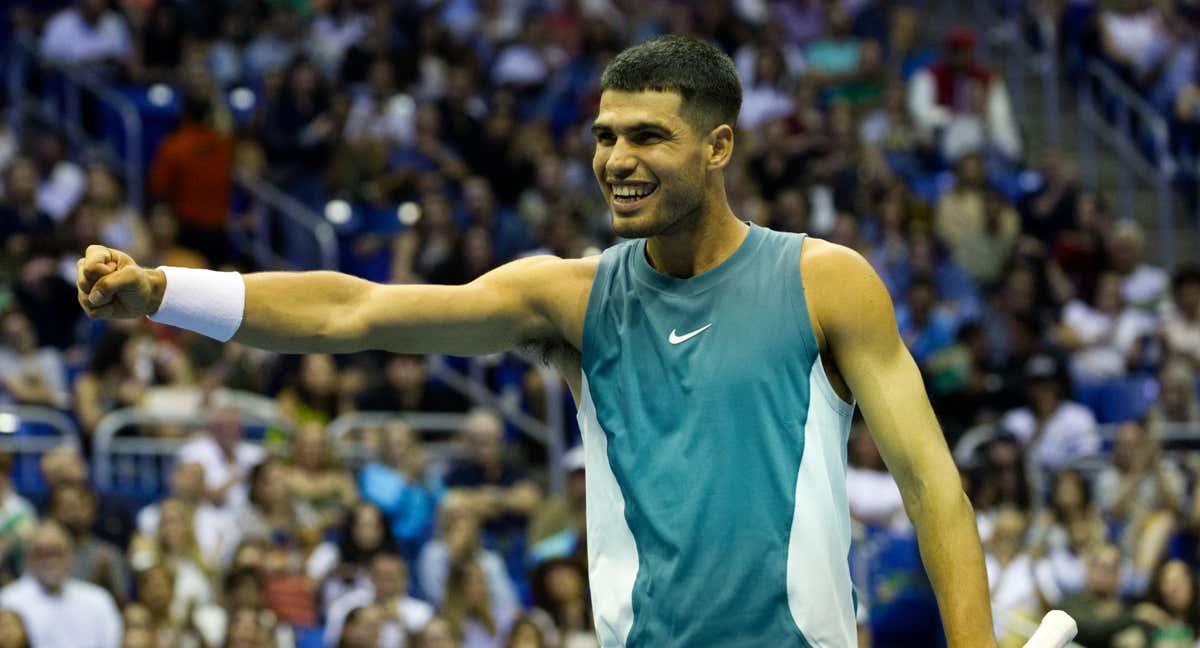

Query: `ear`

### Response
(706, 124, 734, 171)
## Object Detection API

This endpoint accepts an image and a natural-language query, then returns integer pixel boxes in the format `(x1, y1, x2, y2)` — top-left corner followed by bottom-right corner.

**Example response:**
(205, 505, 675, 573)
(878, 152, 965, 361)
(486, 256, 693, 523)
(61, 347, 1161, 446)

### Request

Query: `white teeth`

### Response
(611, 184, 655, 199)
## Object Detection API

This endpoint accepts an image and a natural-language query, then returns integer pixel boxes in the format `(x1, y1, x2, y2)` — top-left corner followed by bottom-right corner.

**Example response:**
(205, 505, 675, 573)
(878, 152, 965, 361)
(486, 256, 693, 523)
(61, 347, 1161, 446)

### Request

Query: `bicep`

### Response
(353, 256, 561, 356)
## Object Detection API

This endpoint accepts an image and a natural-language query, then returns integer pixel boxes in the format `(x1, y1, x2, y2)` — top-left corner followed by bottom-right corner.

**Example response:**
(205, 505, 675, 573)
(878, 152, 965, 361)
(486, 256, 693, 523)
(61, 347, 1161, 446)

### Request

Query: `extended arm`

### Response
(76, 246, 568, 357)
(804, 240, 996, 647)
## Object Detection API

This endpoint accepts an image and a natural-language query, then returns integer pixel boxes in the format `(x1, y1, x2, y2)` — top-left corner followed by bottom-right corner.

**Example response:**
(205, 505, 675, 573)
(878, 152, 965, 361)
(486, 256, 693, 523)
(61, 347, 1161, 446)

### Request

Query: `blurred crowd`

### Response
(0, 0, 1199, 646)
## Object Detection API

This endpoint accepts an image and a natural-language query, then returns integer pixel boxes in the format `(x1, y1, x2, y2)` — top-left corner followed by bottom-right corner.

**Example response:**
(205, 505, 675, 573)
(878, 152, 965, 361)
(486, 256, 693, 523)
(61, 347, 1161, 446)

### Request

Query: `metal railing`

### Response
(0, 405, 82, 495)
(232, 172, 339, 270)
(1077, 61, 1176, 266)
(6, 38, 144, 213)
(92, 408, 291, 492)
(428, 356, 569, 494)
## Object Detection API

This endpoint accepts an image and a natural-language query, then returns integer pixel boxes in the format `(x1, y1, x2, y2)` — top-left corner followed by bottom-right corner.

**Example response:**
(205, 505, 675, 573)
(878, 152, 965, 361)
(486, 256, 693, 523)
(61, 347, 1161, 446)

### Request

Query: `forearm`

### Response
(906, 480, 996, 648)
(231, 271, 377, 353)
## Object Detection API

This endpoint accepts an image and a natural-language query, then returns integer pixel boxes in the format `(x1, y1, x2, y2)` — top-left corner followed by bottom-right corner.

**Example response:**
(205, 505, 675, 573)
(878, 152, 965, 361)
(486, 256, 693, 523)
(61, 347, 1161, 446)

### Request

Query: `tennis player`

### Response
(78, 35, 996, 647)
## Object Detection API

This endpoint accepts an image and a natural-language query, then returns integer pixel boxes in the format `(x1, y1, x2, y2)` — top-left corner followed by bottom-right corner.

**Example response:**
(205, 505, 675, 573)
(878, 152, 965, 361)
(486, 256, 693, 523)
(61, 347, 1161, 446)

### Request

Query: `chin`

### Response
(610, 210, 670, 239)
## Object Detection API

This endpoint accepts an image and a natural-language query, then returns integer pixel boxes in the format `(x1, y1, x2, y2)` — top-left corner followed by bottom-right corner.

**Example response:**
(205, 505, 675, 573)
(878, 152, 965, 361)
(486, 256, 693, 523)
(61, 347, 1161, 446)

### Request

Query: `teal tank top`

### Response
(578, 222, 857, 647)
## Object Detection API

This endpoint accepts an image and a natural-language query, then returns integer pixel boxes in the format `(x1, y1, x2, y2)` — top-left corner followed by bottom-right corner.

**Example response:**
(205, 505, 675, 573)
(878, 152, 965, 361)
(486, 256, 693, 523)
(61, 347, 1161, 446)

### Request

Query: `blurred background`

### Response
(1, 0, 1199, 646)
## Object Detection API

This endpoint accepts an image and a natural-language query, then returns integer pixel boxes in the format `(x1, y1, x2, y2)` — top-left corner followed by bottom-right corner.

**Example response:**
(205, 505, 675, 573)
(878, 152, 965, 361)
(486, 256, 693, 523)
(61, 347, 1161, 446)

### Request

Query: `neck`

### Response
(644, 201, 747, 279)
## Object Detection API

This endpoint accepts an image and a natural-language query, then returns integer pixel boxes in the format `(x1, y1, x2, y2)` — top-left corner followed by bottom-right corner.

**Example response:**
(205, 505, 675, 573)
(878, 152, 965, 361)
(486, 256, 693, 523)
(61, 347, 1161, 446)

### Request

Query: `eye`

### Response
(595, 132, 615, 146)
(633, 132, 663, 144)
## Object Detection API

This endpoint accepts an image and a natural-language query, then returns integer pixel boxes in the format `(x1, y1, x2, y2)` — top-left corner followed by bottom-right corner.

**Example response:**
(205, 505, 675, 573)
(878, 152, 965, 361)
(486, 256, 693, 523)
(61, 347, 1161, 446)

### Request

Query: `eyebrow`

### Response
(590, 121, 672, 136)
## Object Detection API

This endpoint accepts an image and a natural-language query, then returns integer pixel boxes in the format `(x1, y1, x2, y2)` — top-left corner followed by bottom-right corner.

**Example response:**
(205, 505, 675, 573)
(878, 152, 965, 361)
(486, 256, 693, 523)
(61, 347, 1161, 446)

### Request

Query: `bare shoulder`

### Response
(799, 237, 897, 349)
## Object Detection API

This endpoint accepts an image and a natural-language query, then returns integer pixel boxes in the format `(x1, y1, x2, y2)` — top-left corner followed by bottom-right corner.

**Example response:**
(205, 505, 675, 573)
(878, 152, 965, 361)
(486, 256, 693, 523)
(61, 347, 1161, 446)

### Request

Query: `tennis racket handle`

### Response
(1022, 610, 1078, 648)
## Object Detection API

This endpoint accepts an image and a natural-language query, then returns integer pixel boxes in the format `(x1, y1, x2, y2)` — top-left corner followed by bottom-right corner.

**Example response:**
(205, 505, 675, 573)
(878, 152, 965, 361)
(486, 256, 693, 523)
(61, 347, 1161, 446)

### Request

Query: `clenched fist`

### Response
(76, 245, 166, 319)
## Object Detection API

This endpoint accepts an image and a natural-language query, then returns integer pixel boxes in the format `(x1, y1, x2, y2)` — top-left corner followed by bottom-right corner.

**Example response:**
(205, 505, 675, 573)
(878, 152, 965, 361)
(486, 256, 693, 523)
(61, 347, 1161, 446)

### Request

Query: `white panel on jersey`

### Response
(578, 373, 641, 647)
(785, 358, 857, 646)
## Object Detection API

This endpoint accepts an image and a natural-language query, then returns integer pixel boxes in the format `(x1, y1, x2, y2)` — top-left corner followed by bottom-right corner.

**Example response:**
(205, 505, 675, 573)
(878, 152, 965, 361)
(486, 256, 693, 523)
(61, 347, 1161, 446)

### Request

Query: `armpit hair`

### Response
(516, 337, 571, 367)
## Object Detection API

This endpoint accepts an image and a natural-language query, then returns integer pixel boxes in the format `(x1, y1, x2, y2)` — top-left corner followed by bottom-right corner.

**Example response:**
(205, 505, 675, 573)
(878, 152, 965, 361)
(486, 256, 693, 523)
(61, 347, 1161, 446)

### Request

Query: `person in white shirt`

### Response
(0, 521, 122, 648)
(1000, 354, 1100, 474)
(985, 507, 1042, 642)
(136, 461, 241, 568)
(324, 552, 434, 648)
(176, 408, 266, 517)
(38, 0, 132, 68)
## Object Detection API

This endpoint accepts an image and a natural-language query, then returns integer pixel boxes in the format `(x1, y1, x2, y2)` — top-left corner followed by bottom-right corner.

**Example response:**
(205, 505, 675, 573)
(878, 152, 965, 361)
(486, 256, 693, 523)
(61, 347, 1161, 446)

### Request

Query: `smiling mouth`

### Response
(609, 182, 658, 208)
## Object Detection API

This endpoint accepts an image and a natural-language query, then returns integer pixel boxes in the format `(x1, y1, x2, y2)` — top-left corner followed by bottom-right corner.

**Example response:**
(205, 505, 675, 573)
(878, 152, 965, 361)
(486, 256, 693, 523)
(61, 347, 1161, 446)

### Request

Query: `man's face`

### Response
(27, 526, 72, 590)
(51, 486, 95, 534)
(592, 90, 712, 239)
(369, 556, 407, 601)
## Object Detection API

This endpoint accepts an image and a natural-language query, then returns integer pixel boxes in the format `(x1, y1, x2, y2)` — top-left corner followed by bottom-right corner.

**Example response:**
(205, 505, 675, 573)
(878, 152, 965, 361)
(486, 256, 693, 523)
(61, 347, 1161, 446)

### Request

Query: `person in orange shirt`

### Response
(149, 94, 235, 266)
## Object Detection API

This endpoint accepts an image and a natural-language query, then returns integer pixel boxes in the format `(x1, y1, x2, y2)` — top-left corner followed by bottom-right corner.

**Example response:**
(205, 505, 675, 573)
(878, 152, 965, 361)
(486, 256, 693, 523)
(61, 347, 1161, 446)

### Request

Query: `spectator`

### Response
(136, 461, 239, 569)
(176, 407, 267, 515)
(72, 327, 166, 437)
(908, 26, 1021, 161)
(1028, 469, 1104, 605)
(0, 610, 28, 648)
(935, 154, 1019, 287)
(309, 502, 396, 611)
(37, 443, 134, 549)
(38, 0, 133, 69)
(1097, 420, 1186, 591)
(526, 446, 587, 563)
(441, 559, 515, 648)
(337, 604, 383, 648)
(505, 616, 547, 648)
(0, 310, 70, 409)
(359, 421, 446, 560)
(357, 354, 470, 414)
(1147, 361, 1200, 426)
(445, 409, 542, 547)
(845, 419, 908, 528)
(1161, 264, 1200, 369)
(284, 423, 358, 533)
(527, 558, 594, 648)
(237, 459, 321, 550)
(148, 93, 235, 268)
(277, 354, 355, 427)
(0, 521, 122, 648)
(803, 4, 882, 106)
(189, 567, 297, 648)
(0, 158, 55, 272)
(1000, 354, 1101, 473)
(1099, 0, 1168, 84)
(411, 615, 460, 648)
(417, 494, 518, 616)
(129, 564, 193, 647)
(1107, 220, 1170, 310)
(263, 56, 343, 182)
(895, 277, 958, 366)
(1052, 270, 1158, 383)
(81, 163, 151, 262)
(127, 498, 214, 618)
(1059, 542, 1146, 646)
(985, 506, 1042, 642)
(1132, 558, 1200, 645)
(342, 58, 415, 149)
(143, 203, 207, 270)
(323, 552, 435, 648)
(47, 481, 129, 605)
(0, 454, 35, 584)
(967, 433, 1033, 545)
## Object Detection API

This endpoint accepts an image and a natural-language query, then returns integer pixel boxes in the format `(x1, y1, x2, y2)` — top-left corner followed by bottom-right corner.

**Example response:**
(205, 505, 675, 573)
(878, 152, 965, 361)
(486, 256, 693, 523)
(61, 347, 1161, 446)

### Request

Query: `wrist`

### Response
(148, 268, 167, 315)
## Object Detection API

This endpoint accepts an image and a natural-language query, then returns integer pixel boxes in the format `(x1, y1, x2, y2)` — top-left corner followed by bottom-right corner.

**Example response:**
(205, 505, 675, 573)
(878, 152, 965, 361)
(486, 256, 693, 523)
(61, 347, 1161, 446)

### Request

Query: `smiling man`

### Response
(76, 35, 994, 647)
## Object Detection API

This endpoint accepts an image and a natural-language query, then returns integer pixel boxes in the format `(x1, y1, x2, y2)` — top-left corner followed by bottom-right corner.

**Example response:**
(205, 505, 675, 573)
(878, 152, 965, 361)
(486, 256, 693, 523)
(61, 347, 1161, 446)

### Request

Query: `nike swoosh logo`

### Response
(668, 323, 713, 345)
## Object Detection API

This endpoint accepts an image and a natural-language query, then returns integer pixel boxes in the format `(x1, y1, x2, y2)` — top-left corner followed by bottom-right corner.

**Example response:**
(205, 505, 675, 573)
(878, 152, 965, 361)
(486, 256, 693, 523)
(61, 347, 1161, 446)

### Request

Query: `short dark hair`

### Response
(599, 35, 742, 132)
(1172, 264, 1200, 294)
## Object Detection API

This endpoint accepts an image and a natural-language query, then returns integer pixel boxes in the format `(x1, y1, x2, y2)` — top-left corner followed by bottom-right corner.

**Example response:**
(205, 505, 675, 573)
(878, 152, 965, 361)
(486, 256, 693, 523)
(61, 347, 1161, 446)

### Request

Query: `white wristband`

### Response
(147, 266, 246, 342)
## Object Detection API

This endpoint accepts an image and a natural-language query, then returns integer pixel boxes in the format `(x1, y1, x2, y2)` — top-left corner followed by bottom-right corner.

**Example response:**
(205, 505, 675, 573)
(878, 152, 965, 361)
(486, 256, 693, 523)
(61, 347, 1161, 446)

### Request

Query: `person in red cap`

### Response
(908, 25, 1022, 162)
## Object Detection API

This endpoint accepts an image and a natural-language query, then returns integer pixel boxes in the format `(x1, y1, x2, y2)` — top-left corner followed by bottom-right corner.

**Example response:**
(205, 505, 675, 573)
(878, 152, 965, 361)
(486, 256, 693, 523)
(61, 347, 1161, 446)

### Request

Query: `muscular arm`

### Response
(232, 255, 561, 354)
(804, 240, 996, 648)
(78, 246, 571, 356)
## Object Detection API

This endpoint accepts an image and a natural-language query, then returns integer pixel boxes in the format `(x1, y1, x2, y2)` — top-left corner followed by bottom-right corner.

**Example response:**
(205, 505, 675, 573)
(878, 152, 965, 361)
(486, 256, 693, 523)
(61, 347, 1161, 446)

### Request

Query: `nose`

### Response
(606, 136, 637, 180)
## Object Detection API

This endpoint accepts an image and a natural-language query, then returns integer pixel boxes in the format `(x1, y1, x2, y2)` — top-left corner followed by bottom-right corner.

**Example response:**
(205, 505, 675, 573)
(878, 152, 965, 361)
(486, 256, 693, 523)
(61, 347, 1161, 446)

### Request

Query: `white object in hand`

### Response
(1023, 610, 1078, 648)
